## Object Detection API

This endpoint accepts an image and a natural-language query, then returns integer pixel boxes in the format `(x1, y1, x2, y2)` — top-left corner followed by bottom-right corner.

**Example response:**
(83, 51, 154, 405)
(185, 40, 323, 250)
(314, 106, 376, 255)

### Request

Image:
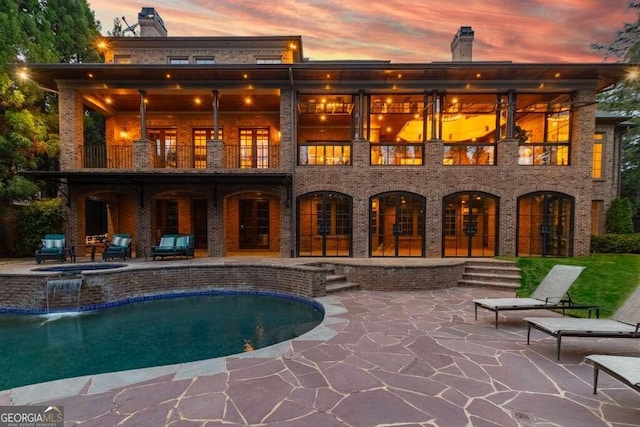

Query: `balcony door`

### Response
(443, 192, 498, 257)
(239, 128, 269, 168)
(149, 128, 177, 168)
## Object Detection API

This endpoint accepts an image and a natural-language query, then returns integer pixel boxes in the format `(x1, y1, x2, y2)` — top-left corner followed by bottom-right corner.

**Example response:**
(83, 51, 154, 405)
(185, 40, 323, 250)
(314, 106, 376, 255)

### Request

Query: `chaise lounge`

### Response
(473, 265, 599, 328)
(525, 285, 640, 361)
(152, 234, 194, 260)
(102, 233, 132, 261)
(35, 234, 67, 264)
(586, 355, 640, 395)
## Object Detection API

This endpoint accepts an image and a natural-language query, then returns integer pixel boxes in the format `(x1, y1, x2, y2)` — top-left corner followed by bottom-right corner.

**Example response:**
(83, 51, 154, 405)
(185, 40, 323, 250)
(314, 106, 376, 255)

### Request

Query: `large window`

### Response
(593, 132, 604, 179)
(369, 94, 424, 166)
(442, 192, 498, 257)
(441, 94, 502, 166)
(516, 94, 571, 166)
(297, 94, 355, 166)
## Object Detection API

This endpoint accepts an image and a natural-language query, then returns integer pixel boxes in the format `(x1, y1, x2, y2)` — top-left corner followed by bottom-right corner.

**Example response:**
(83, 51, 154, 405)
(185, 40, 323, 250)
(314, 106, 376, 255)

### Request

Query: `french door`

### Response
(517, 192, 573, 257)
(239, 199, 270, 249)
(239, 129, 269, 168)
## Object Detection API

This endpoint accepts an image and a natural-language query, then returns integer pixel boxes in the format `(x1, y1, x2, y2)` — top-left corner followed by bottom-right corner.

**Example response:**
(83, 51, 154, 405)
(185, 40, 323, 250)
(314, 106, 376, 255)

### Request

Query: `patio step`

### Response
(324, 266, 360, 294)
(457, 260, 521, 291)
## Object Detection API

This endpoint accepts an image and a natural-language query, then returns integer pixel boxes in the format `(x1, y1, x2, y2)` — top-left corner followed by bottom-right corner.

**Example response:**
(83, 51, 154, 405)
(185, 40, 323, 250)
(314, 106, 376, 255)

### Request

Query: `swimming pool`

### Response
(0, 292, 323, 390)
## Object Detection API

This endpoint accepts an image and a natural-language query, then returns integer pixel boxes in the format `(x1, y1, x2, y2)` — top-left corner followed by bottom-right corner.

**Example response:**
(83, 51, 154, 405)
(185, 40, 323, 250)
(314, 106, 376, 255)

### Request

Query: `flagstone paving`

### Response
(2, 287, 640, 426)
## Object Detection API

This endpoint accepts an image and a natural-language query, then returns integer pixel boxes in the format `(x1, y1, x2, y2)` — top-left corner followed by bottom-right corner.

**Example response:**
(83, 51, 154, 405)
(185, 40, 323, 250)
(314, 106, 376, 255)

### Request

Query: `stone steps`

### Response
(324, 265, 360, 294)
(458, 260, 521, 291)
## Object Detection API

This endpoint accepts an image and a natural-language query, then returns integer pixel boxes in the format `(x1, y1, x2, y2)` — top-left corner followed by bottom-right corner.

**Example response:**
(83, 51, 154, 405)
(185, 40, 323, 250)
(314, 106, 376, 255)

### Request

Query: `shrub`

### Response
(591, 233, 640, 254)
(13, 198, 64, 257)
(605, 197, 634, 234)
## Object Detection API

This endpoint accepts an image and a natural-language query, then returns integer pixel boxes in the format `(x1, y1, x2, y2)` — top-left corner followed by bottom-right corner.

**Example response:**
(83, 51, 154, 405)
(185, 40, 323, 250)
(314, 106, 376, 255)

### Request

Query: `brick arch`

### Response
(294, 185, 354, 199)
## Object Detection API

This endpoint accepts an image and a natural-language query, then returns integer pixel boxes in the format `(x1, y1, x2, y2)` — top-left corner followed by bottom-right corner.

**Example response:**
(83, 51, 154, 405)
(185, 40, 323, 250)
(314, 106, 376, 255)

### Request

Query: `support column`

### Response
(133, 90, 154, 169)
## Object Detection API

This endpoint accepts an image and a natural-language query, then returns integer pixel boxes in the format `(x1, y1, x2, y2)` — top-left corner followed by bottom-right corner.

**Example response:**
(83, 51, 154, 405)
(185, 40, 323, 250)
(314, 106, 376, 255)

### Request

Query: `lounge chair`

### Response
(35, 234, 66, 264)
(585, 355, 640, 395)
(473, 265, 598, 328)
(152, 234, 194, 260)
(102, 233, 132, 261)
(525, 285, 640, 361)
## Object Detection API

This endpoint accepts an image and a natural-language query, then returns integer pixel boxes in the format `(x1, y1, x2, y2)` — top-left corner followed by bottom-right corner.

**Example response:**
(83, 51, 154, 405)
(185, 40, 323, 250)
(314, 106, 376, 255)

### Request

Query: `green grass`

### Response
(503, 254, 640, 318)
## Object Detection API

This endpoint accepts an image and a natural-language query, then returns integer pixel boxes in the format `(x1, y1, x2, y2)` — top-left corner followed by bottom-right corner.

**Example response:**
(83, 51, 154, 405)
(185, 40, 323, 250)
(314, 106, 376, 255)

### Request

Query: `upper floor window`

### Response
(440, 93, 502, 166)
(256, 57, 282, 64)
(194, 57, 215, 64)
(168, 57, 189, 64)
(114, 55, 131, 64)
(593, 132, 605, 179)
(297, 94, 355, 166)
(516, 94, 571, 165)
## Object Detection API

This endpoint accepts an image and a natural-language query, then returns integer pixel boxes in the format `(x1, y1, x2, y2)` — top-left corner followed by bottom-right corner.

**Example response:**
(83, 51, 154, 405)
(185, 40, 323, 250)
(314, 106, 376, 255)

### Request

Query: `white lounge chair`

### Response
(585, 355, 640, 394)
(473, 265, 598, 328)
(525, 285, 640, 360)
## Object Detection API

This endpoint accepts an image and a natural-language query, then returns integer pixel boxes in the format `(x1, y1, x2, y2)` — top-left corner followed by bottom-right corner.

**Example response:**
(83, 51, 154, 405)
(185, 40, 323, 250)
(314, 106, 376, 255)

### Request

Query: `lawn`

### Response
(509, 254, 640, 318)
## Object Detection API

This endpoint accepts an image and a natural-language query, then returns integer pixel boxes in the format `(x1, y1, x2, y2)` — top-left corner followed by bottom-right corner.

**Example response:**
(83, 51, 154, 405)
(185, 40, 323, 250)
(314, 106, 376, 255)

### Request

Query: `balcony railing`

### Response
(443, 144, 495, 166)
(371, 144, 423, 166)
(154, 145, 207, 169)
(223, 145, 280, 168)
(518, 143, 569, 165)
(83, 145, 133, 168)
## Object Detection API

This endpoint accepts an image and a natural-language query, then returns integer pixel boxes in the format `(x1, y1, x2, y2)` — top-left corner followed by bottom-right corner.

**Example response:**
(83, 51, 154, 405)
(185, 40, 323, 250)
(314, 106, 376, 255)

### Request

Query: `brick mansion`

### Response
(25, 7, 633, 259)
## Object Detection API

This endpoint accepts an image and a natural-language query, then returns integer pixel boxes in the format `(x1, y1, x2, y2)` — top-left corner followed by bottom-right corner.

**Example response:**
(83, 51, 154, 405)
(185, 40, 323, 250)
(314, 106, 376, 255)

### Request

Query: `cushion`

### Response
(119, 237, 131, 247)
(175, 236, 188, 248)
(112, 236, 123, 246)
(43, 239, 63, 249)
(158, 236, 175, 247)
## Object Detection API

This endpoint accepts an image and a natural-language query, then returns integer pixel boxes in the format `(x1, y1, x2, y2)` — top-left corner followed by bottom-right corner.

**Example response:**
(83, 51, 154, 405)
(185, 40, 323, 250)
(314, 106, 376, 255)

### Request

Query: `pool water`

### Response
(0, 293, 323, 390)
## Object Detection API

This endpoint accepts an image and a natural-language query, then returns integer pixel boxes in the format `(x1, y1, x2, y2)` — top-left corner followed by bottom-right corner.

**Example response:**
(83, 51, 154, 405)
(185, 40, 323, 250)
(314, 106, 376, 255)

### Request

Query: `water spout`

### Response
(45, 275, 83, 313)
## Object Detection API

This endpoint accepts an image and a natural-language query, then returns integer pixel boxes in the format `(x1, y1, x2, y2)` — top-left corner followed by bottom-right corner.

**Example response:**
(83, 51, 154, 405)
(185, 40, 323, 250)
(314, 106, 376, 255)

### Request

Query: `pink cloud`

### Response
(91, 0, 632, 62)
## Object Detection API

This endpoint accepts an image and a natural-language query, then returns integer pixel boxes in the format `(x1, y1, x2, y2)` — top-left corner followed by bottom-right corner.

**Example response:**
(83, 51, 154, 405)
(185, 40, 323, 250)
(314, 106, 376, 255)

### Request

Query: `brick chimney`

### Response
(138, 7, 167, 37)
(451, 26, 474, 61)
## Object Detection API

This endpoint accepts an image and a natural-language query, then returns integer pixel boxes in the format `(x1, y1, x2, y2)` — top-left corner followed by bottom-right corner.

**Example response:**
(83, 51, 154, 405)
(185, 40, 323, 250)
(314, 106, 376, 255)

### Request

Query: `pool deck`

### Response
(1, 258, 639, 425)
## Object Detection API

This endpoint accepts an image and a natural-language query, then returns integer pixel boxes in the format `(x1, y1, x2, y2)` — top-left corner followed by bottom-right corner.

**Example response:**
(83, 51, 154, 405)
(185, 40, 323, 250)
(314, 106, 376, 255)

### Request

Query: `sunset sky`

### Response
(89, 0, 635, 63)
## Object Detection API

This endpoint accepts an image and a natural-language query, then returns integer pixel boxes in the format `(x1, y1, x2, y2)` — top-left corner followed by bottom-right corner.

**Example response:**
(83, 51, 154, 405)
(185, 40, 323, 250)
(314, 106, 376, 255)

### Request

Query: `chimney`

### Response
(138, 7, 167, 37)
(451, 26, 474, 61)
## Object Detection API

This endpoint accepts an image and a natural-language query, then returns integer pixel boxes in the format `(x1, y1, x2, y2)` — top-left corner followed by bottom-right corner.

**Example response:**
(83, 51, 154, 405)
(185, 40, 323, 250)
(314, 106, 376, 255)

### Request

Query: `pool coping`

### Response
(3, 295, 347, 405)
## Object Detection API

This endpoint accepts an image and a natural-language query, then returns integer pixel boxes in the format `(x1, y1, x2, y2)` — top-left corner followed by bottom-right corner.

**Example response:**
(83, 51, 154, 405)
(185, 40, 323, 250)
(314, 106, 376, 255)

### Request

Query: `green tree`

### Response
(0, 0, 101, 207)
(606, 197, 635, 233)
(592, 1, 640, 215)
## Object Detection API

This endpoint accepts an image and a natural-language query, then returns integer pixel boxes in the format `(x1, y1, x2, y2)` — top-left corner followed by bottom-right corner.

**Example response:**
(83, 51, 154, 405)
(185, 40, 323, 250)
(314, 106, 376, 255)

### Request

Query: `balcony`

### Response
(83, 145, 133, 168)
(223, 145, 280, 169)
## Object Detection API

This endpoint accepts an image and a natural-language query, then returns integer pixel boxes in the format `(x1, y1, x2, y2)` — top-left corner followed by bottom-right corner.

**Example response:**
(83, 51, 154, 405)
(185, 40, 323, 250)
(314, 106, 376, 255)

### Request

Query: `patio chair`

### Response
(525, 285, 640, 361)
(35, 234, 66, 264)
(473, 265, 598, 328)
(585, 355, 640, 395)
(102, 233, 132, 261)
(152, 234, 194, 260)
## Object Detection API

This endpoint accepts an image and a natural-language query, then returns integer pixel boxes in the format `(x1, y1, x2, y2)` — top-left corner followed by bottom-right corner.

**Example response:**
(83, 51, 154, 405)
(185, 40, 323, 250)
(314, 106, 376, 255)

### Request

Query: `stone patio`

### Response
(2, 286, 639, 426)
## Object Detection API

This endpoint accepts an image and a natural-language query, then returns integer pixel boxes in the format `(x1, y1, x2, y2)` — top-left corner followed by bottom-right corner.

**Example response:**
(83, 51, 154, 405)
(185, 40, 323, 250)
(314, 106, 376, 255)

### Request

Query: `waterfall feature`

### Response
(45, 275, 83, 313)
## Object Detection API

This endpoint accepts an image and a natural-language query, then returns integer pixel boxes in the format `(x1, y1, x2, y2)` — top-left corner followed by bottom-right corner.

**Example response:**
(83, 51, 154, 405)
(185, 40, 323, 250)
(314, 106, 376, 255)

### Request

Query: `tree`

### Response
(592, 1, 640, 215)
(606, 197, 635, 233)
(0, 0, 101, 207)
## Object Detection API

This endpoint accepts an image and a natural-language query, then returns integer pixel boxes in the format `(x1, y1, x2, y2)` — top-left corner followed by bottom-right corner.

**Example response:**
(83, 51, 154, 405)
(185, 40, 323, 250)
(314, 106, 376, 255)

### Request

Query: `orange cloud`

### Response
(92, 0, 632, 62)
